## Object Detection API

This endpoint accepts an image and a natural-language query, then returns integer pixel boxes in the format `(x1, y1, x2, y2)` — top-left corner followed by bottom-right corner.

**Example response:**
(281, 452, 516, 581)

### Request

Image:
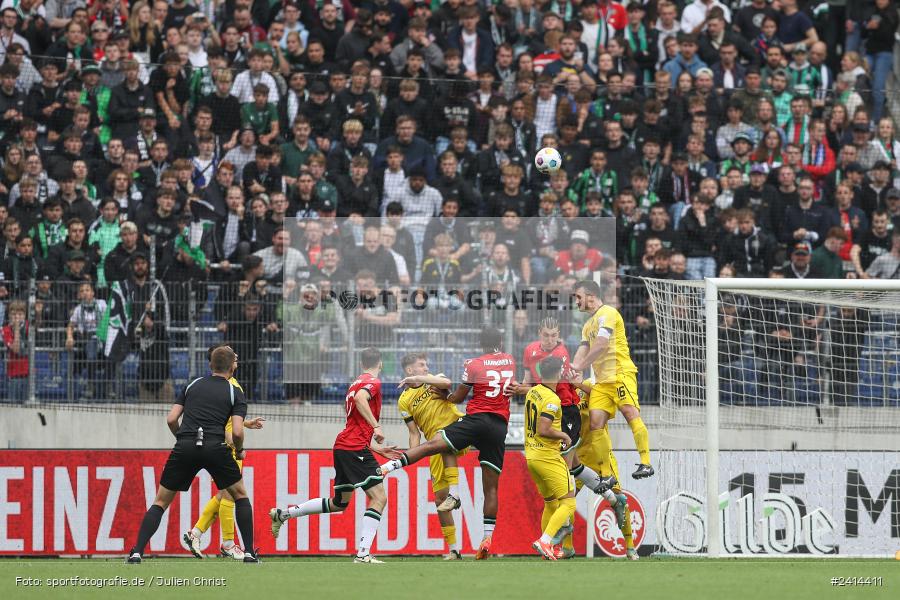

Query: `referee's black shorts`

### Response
(160, 439, 243, 492)
(440, 412, 508, 474)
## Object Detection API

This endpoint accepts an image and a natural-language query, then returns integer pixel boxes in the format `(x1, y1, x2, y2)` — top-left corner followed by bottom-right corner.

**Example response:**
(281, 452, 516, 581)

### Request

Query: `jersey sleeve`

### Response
(540, 392, 560, 421)
(358, 379, 378, 398)
(596, 312, 613, 339)
(397, 390, 414, 423)
(231, 387, 248, 419)
(461, 358, 477, 385)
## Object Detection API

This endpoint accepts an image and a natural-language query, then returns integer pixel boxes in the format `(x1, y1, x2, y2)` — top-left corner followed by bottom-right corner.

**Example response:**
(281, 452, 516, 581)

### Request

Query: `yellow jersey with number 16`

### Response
(581, 304, 637, 383)
(524, 384, 564, 460)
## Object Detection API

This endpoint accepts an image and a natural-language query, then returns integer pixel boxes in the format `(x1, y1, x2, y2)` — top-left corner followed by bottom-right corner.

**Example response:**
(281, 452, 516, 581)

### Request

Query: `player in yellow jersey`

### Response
(571, 279, 654, 481)
(523, 355, 578, 560)
(183, 347, 265, 559)
(569, 377, 637, 560)
(397, 352, 467, 560)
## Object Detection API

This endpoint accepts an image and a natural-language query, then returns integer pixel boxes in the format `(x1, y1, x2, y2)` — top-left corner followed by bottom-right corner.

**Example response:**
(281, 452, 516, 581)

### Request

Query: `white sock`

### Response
(448, 483, 459, 498)
(483, 519, 496, 538)
(383, 459, 403, 473)
(573, 465, 603, 489)
(190, 527, 202, 538)
(222, 539, 234, 549)
(602, 489, 618, 505)
(357, 509, 382, 557)
(540, 533, 552, 544)
(450, 538, 460, 552)
(286, 498, 330, 520)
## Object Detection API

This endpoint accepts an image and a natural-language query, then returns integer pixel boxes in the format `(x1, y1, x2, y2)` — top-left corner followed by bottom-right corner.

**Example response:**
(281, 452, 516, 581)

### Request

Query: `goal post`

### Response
(645, 277, 900, 558)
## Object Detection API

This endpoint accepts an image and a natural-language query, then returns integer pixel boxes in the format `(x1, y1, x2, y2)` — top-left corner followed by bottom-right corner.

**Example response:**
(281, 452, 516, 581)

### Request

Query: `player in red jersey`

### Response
(380, 327, 516, 559)
(515, 317, 623, 558)
(267, 348, 400, 563)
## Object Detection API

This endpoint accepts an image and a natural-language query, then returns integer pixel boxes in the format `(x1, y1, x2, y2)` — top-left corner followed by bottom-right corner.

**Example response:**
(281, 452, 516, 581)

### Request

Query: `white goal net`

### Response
(643, 278, 900, 557)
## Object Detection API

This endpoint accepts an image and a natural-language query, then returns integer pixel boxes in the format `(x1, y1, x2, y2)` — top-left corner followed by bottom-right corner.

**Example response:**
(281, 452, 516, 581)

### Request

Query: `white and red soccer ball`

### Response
(534, 147, 562, 174)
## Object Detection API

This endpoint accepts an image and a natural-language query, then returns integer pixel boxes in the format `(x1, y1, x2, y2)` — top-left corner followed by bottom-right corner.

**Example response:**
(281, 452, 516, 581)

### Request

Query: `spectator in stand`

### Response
(554, 229, 602, 279)
(65, 281, 107, 400)
(865, 230, 900, 279)
(810, 227, 849, 279)
(735, 163, 780, 228)
(253, 227, 309, 290)
(373, 115, 437, 183)
(2, 300, 28, 402)
(678, 195, 718, 280)
(781, 174, 833, 247)
(851, 211, 893, 277)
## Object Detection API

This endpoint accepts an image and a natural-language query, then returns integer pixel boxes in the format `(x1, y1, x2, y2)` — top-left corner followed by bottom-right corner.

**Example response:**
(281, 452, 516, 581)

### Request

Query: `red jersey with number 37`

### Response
(522, 341, 579, 407)
(334, 373, 382, 451)
(462, 352, 517, 422)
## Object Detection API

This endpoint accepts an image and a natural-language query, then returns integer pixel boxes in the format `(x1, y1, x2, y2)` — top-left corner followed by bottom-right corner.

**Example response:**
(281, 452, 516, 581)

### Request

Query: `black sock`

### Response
(401, 453, 409, 466)
(235, 497, 254, 554)
(133, 504, 165, 555)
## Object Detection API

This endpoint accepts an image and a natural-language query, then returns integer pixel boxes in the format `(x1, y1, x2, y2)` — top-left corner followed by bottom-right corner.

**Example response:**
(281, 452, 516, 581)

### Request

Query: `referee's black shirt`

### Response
(174, 376, 248, 441)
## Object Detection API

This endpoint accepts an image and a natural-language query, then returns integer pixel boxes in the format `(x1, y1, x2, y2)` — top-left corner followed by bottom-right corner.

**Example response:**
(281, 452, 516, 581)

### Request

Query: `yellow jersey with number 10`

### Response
(524, 385, 564, 460)
(581, 304, 637, 383)
(224, 377, 244, 435)
(398, 377, 463, 440)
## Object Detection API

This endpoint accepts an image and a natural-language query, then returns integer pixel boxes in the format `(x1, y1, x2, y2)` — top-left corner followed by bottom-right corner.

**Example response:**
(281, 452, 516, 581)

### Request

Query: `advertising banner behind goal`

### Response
(0, 450, 587, 556)
(1, 450, 896, 557)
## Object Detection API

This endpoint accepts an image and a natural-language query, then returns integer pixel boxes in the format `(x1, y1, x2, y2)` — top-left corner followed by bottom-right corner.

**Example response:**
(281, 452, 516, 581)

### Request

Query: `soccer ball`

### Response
(534, 147, 562, 174)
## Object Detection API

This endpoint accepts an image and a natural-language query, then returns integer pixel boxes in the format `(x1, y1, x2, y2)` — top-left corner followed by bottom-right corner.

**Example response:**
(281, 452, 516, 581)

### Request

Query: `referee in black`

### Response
(127, 346, 259, 563)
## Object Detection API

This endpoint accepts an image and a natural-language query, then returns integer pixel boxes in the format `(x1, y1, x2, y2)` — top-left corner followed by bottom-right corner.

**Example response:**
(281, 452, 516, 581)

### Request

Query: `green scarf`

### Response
(625, 24, 651, 84)
(175, 226, 207, 270)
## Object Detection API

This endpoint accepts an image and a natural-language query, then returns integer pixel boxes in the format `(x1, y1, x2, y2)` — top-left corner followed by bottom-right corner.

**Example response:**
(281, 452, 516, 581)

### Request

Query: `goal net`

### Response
(643, 277, 900, 557)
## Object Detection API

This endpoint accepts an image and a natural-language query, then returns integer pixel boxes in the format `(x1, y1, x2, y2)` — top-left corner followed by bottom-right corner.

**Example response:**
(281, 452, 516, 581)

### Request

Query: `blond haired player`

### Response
(523, 355, 577, 560)
(183, 346, 265, 560)
(397, 352, 466, 560)
(570, 279, 653, 481)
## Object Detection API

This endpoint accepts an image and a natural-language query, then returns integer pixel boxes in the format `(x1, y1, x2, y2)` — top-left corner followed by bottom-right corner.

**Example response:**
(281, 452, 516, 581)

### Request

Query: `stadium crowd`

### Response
(1, 0, 899, 403)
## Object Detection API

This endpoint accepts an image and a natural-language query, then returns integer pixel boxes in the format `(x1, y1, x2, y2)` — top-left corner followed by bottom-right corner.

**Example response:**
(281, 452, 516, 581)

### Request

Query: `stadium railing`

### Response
(5, 272, 891, 412)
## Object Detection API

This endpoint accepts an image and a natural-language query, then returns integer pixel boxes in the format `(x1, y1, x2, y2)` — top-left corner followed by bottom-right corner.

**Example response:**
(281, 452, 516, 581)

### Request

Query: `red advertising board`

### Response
(0, 450, 587, 556)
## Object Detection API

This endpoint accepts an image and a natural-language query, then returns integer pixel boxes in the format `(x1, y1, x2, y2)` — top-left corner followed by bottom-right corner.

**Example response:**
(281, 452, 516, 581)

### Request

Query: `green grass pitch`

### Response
(1, 557, 896, 599)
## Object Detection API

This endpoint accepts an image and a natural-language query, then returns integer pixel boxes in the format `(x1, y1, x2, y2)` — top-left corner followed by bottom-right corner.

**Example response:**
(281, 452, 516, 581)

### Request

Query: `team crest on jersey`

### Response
(592, 490, 645, 557)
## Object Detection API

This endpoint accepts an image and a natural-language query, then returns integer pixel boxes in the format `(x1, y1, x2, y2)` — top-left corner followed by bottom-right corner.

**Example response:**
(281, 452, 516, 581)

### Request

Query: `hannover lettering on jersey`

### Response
(462, 352, 517, 422)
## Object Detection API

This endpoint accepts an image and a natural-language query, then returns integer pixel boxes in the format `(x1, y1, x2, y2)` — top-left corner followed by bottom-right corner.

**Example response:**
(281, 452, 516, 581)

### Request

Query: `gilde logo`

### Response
(593, 490, 645, 557)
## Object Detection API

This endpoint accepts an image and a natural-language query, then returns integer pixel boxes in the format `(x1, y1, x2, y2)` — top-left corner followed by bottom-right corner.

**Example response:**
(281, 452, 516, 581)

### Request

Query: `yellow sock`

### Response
(590, 427, 613, 477)
(562, 526, 574, 551)
(444, 466, 459, 486)
(541, 499, 558, 533)
(622, 503, 634, 550)
(629, 417, 651, 464)
(194, 496, 220, 533)
(219, 498, 236, 543)
(545, 498, 576, 539)
(440, 524, 457, 549)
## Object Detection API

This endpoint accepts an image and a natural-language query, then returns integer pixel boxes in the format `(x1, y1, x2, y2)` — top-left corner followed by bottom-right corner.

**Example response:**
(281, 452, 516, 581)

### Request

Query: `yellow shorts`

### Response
(429, 449, 467, 493)
(575, 427, 621, 485)
(527, 455, 575, 500)
(589, 372, 640, 419)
